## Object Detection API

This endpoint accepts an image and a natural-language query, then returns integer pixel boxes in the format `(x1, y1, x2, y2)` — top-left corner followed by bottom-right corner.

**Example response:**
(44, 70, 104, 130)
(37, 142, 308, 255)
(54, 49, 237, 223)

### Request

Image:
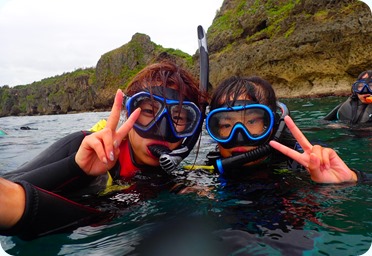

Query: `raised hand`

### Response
(75, 89, 140, 176)
(269, 116, 357, 183)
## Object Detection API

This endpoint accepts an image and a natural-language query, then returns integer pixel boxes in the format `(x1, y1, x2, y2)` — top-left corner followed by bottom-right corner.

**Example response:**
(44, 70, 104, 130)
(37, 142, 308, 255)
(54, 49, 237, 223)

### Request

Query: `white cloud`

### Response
(0, 0, 223, 86)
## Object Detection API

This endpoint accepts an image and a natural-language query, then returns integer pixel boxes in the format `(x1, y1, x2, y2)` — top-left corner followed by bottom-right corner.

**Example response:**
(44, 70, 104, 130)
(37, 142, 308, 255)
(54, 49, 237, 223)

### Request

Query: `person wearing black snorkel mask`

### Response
(324, 70, 372, 124)
(0, 61, 207, 240)
(205, 76, 370, 185)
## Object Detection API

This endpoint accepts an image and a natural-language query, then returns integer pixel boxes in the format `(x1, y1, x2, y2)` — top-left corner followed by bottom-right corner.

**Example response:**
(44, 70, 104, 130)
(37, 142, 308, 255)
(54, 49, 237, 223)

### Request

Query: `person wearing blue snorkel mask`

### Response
(324, 70, 372, 124)
(205, 76, 370, 184)
(205, 76, 297, 174)
(0, 61, 207, 240)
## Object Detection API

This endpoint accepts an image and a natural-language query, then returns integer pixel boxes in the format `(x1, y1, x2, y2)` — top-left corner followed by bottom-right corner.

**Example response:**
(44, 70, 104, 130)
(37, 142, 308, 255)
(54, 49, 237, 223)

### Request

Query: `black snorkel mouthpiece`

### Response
(216, 144, 273, 174)
(148, 145, 171, 158)
(148, 145, 180, 175)
(149, 145, 188, 175)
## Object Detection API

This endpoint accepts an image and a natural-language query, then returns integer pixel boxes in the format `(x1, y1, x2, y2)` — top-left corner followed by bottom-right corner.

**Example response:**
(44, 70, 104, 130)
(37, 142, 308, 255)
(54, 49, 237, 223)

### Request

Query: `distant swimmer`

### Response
(20, 126, 38, 130)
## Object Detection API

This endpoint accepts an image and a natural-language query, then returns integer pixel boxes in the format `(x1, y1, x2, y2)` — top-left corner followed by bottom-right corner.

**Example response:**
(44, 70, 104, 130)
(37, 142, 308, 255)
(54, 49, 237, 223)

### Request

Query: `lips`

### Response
(231, 147, 255, 156)
(147, 142, 170, 158)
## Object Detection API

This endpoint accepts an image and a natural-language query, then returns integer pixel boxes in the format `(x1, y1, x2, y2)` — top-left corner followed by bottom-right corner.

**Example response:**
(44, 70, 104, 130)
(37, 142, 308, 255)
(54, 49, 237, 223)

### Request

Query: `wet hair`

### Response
(125, 61, 205, 108)
(210, 76, 277, 112)
(357, 70, 372, 80)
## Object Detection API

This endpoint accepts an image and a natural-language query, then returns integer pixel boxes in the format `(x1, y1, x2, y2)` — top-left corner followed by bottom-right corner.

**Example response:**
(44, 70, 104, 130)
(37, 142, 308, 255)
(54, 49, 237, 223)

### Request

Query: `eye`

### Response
(171, 107, 188, 125)
(172, 114, 187, 125)
(218, 119, 233, 130)
(139, 100, 160, 117)
(246, 118, 263, 125)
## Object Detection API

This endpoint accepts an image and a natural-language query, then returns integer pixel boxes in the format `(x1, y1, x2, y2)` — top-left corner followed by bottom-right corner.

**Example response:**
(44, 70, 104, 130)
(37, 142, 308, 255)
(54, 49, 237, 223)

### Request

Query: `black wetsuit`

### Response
(0, 131, 103, 240)
(324, 96, 372, 124)
(0, 131, 173, 240)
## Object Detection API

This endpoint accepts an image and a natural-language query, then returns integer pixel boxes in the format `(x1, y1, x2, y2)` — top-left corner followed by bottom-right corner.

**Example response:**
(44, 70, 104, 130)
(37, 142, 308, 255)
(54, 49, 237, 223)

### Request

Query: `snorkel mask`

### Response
(124, 87, 202, 143)
(211, 102, 289, 174)
(206, 100, 275, 149)
(352, 79, 372, 95)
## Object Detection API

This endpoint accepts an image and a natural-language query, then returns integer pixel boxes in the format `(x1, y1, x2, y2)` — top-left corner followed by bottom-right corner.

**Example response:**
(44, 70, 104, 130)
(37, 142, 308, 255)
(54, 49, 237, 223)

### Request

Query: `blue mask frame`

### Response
(125, 91, 202, 142)
(352, 80, 372, 94)
(206, 103, 275, 148)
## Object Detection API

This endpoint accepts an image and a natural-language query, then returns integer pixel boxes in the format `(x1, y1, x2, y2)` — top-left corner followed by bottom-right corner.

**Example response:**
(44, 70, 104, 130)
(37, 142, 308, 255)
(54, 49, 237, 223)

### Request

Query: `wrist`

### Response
(350, 169, 358, 182)
(0, 178, 26, 228)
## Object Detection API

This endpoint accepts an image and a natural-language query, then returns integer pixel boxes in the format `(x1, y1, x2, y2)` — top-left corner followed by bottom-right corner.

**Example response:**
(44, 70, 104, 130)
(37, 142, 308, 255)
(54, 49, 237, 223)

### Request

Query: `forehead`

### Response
(219, 94, 253, 104)
(148, 85, 180, 100)
(361, 74, 369, 79)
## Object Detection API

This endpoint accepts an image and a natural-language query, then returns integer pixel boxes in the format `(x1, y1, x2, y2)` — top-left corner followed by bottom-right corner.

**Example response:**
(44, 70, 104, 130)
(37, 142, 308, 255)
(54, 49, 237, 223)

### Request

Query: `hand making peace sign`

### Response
(75, 89, 141, 176)
(269, 116, 358, 183)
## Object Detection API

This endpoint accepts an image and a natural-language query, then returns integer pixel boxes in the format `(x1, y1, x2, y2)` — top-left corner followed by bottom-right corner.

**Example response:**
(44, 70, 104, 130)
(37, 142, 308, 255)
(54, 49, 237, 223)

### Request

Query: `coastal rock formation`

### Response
(0, 0, 371, 116)
(206, 0, 372, 97)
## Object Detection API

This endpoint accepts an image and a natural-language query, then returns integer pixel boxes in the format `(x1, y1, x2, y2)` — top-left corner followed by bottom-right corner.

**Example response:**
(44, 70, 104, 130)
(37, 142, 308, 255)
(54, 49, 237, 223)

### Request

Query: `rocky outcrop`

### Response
(0, 0, 371, 116)
(0, 34, 194, 116)
(206, 0, 372, 97)
(92, 33, 195, 108)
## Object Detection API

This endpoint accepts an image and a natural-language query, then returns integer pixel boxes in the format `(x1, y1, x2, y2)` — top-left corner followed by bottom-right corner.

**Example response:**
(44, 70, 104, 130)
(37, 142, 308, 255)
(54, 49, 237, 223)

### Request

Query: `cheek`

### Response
(128, 130, 144, 155)
(357, 94, 366, 102)
(168, 140, 183, 150)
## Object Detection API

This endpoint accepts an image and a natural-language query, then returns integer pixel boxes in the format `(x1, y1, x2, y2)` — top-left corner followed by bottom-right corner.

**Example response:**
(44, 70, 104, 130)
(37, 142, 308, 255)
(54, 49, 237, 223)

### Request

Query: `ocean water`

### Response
(0, 96, 371, 256)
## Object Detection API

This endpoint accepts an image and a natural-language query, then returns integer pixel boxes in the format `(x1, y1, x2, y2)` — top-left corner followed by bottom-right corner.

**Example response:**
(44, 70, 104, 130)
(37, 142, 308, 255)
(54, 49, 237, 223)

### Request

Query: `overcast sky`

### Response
(0, 0, 224, 87)
(0, 0, 371, 87)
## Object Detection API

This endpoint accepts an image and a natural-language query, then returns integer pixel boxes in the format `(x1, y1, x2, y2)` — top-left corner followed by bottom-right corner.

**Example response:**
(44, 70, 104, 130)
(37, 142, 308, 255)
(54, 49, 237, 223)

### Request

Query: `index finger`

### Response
(284, 116, 313, 152)
(106, 89, 124, 131)
(269, 140, 309, 168)
(115, 108, 141, 142)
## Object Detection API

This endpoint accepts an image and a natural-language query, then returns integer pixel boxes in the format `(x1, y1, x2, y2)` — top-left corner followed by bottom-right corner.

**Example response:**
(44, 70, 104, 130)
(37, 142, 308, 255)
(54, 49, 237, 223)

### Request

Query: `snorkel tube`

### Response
(215, 102, 289, 174)
(153, 25, 209, 174)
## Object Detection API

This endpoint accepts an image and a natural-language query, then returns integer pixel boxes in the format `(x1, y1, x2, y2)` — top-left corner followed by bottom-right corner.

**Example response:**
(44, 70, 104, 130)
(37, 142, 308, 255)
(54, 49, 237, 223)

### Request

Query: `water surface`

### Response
(0, 96, 371, 256)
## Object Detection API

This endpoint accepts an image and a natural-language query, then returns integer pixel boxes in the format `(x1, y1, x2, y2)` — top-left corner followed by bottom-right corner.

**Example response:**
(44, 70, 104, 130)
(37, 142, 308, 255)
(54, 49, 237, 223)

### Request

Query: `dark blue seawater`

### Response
(0, 97, 371, 256)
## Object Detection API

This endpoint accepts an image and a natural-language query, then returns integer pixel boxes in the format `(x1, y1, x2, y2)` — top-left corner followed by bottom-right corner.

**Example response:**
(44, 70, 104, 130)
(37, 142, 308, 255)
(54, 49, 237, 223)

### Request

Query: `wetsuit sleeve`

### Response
(13, 153, 91, 191)
(0, 181, 105, 241)
(352, 169, 372, 184)
(3, 131, 91, 181)
(3, 131, 95, 191)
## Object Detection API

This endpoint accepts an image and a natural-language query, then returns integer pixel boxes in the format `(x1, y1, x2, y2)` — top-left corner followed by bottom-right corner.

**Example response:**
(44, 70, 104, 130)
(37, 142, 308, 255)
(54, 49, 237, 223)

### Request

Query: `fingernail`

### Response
(109, 151, 114, 161)
(114, 140, 119, 149)
(102, 157, 108, 164)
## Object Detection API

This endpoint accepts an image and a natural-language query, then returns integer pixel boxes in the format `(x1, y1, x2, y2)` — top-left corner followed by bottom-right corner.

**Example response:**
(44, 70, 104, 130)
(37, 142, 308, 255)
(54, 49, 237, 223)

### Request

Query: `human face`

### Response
(125, 90, 201, 141)
(126, 84, 198, 166)
(355, 73, 372, 104)
(216, 96, 272, 165)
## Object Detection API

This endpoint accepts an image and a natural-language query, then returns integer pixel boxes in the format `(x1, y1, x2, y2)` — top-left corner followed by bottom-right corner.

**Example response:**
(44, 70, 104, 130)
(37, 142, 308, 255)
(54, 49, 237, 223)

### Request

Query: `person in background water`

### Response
(0, 61, 206, 240)
(324, 70, 372, 124)
(205, 75, 370, 183)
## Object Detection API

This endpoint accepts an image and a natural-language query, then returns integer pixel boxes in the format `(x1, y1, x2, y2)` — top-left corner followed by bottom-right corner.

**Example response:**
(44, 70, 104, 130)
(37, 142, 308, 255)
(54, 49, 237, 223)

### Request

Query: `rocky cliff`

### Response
(207, 0, 372, 97)
(0, 0, 371, 116)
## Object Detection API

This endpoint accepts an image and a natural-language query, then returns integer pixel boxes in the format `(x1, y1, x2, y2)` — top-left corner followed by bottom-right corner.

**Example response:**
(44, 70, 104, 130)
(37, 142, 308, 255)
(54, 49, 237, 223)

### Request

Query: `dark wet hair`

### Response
(125, 61, 205, 108)
(210, 76, 277, 112)
(357, 70, 372, 80)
